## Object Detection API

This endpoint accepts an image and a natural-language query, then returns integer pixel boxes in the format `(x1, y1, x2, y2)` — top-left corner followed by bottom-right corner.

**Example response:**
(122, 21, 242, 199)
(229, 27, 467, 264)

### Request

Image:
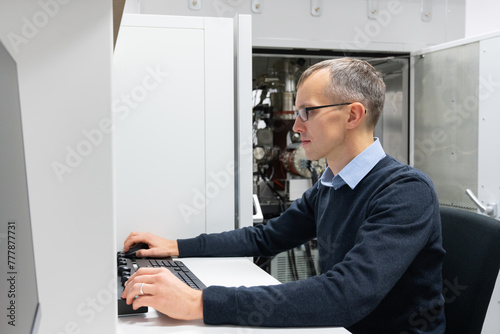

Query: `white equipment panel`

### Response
(114, 14, 238, 244)
(1, 1, 116, 333)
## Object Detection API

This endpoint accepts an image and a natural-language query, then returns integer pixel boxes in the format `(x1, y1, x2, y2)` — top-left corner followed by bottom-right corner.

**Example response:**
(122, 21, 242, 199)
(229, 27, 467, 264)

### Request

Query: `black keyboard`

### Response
(117, 252, 206, 316)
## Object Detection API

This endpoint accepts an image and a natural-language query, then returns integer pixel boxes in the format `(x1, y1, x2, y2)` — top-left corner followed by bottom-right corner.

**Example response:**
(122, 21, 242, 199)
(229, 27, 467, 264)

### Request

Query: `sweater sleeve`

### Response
(177, 186, 319, 258)
(201, 173, 443, 329)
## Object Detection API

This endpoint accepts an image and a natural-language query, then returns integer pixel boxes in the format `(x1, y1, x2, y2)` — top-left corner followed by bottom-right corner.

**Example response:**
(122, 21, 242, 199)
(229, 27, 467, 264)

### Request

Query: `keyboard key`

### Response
(160, 260, 171, 267)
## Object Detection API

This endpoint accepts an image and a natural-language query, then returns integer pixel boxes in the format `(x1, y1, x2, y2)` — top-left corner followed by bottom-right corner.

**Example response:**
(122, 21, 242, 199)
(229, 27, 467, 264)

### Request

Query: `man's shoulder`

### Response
(373, 155, 436, 188)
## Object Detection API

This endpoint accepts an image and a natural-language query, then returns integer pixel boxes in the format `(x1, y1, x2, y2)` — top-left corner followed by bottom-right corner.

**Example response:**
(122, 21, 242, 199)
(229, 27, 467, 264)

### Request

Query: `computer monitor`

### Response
(0, 40, 40, 334)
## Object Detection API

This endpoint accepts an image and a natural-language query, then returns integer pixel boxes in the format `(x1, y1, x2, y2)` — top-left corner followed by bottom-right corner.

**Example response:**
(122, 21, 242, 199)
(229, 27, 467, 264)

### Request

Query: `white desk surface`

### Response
(117, 257, 350, 334)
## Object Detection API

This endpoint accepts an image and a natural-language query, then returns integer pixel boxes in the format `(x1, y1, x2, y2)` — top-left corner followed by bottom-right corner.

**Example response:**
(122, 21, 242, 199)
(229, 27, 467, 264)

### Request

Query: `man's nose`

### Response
(292, 116, 304, 133)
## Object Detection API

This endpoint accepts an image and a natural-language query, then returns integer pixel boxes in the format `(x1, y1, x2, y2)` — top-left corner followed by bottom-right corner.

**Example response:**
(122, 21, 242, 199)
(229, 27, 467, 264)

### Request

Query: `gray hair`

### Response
(297, 58, 385, 129)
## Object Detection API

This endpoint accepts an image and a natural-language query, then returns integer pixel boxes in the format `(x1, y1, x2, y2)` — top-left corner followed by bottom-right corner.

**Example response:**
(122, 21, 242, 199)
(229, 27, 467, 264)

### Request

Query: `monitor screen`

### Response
(0, 40, 40, 334)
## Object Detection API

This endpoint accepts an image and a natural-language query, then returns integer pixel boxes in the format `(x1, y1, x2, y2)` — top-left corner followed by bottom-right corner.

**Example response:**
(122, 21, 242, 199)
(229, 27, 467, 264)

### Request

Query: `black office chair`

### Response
(440, 206, 500, 334)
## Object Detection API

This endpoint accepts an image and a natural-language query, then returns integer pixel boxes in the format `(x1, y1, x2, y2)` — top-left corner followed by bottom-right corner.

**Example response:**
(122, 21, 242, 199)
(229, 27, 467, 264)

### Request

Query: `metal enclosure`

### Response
(412, 33, 500, 218)
(413, 42, 480, 210)
(412, 32, 500, 334)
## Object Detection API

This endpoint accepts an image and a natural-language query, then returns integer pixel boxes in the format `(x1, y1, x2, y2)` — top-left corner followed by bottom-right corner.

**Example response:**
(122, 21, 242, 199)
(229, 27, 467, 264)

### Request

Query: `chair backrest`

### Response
(440, 206, 500, 334)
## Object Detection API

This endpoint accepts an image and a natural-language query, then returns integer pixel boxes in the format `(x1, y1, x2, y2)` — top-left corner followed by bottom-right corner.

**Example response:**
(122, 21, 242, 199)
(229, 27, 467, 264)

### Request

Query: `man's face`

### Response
(292, 69, 350, 163)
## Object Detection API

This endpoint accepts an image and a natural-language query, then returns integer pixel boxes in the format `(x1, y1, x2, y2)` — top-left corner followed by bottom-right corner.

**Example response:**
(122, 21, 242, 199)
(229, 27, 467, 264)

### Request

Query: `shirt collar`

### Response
(319, 138, 386, 190)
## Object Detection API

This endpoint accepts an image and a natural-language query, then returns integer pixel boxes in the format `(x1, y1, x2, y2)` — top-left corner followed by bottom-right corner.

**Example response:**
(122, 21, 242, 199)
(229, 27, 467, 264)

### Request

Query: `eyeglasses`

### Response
(294, 103, 352, 122)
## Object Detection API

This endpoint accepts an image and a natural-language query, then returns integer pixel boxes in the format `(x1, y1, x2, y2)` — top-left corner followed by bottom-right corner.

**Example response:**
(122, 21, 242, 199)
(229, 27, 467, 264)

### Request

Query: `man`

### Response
(121, 58, 446, 333)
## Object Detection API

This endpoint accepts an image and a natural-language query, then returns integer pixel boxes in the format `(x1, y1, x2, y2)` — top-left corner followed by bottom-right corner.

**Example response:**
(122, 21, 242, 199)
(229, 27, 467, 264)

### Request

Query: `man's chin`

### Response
(304, 152, 319, 161)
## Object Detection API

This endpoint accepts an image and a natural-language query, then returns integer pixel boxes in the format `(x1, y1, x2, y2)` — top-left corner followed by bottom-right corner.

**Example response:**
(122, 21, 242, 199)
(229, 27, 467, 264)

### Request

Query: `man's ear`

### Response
(346, 102, 366, 129)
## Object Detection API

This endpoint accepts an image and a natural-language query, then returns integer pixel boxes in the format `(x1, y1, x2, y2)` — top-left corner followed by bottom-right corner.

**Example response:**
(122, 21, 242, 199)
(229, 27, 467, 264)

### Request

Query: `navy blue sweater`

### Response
(178, 155, 446, 333)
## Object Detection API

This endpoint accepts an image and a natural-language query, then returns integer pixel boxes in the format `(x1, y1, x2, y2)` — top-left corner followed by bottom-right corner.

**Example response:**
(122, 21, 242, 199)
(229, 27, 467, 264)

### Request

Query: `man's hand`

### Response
(123, 232, 179, 258)
(121, 267, 203, 321)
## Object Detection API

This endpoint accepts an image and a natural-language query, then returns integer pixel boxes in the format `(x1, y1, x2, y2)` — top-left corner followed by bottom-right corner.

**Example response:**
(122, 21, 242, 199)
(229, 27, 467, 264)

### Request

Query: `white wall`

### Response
(0, 1, 116, 333)
(127, 0, 466, 52)
(465, 0, 500, 37)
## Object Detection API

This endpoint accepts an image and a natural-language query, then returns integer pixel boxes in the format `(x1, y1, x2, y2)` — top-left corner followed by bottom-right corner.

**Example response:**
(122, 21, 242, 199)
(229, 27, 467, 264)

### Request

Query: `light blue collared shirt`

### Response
(319, 138, 386, 190)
